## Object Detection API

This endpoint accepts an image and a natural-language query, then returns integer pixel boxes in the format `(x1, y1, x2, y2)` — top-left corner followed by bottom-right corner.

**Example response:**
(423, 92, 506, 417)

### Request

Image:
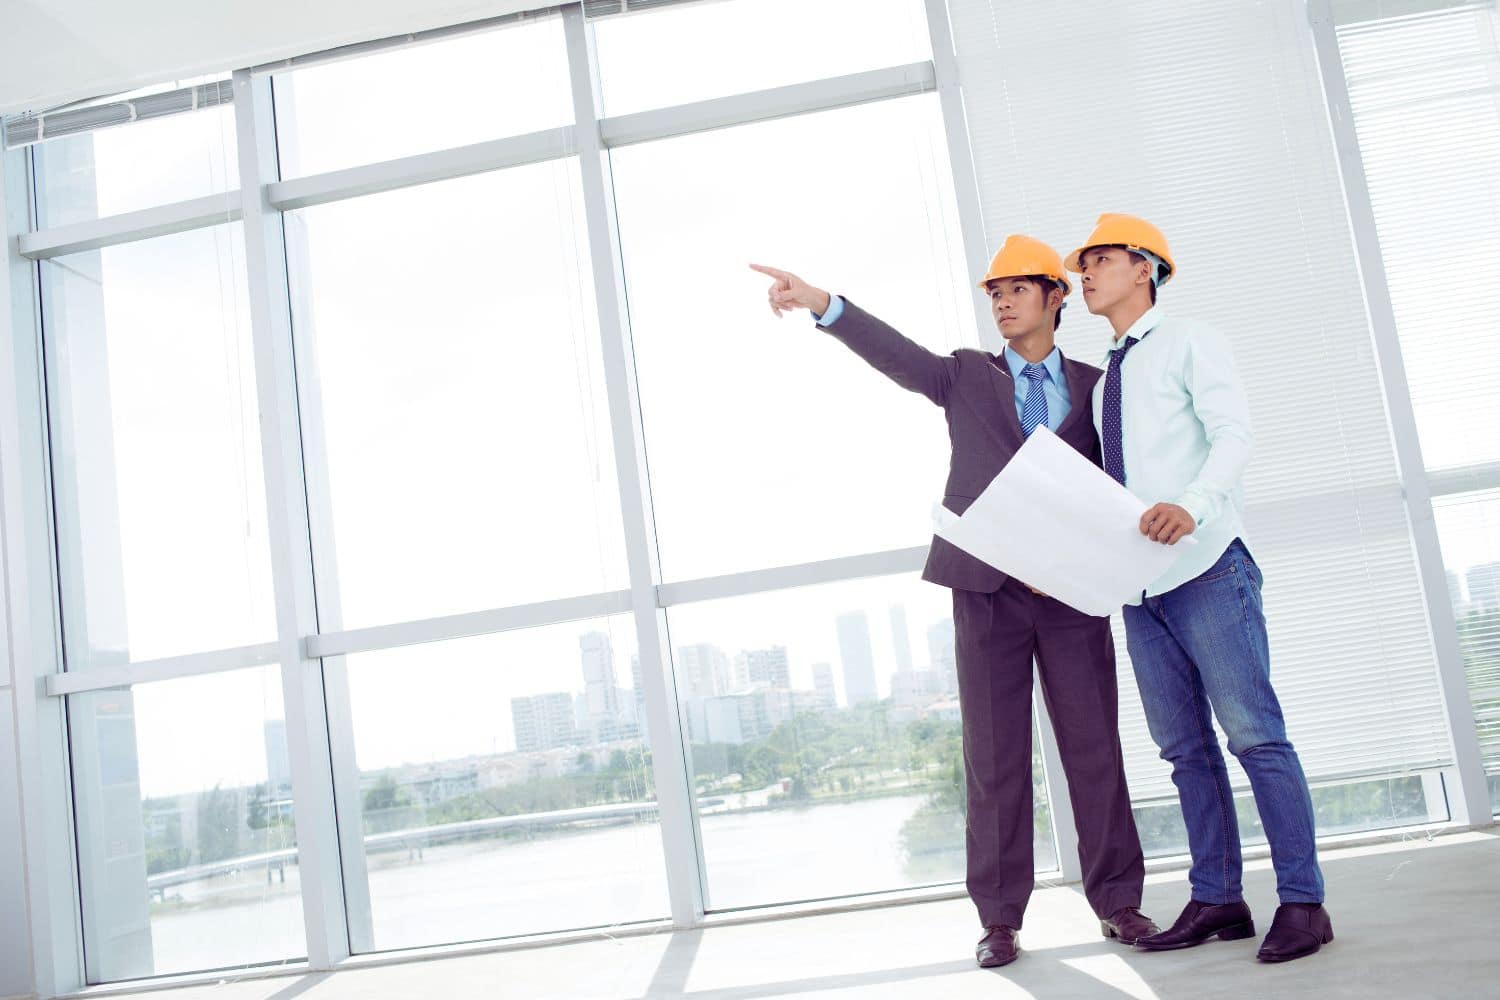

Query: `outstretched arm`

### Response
(750, 263, 957, 407)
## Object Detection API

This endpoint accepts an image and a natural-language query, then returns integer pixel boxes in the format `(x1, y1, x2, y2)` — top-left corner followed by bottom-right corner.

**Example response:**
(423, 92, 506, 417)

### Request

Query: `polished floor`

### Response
(79, 829, 1499, 1000)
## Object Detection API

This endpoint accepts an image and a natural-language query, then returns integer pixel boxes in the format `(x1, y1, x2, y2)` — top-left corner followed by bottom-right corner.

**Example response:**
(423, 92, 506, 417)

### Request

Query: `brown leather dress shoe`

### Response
(1101, 906, 1160, 945)
(976, 926, 1020, 968)
(1256, 903, 1333, 962)
(1135, 899, 1256, 951)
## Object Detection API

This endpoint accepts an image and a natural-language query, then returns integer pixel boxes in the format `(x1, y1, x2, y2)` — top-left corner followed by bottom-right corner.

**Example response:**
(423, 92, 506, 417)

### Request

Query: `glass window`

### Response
(335, 617, 666, 951)
(69, 667, 303, 982)
(41, 225, 275, 666)
(1433, 488, 1500, 814)
(1132, 775, 1440, 859)
(609, 94, 970, 582)
(272, 16, 572, 178)
(664, 573, 1056, 910)
(1339, 5, 1500, 473)
(34, 79, 238, 228)
(592, 0, 932, 116)
(284, 160, 627, 630)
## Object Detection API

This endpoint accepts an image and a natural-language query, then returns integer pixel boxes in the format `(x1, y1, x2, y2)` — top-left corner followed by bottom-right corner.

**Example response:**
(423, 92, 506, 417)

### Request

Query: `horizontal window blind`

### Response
(947, 0, 1453, 802)
(3, 81, 233, 149)
(1337, 1, 1500, 781)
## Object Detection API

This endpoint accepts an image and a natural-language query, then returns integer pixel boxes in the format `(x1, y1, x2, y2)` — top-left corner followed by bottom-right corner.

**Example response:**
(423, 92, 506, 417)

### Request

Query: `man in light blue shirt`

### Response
(1069, 213, 1333, 964)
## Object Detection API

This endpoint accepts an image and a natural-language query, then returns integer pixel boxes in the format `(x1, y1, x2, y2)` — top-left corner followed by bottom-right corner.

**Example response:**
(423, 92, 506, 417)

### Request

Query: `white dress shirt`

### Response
(1091, 306, 1253, 602)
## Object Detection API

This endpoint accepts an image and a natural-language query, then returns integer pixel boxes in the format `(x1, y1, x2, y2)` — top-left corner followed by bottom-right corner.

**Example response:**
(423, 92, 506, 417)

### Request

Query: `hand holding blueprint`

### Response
(932, 426, 1196, 616)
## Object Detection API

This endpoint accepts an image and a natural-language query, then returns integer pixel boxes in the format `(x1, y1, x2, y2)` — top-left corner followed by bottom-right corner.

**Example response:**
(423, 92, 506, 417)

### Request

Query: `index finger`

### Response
(749, 263, 792, 282)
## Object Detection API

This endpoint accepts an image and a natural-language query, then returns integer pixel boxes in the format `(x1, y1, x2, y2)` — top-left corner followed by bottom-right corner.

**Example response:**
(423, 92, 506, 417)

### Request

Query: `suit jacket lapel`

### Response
(984, 355, 1026, 447)
(1055, 355, 1092, 438)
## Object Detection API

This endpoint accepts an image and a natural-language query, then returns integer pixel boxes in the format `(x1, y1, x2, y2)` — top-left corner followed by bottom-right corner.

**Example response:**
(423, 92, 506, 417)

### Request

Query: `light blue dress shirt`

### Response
(1091, 306, 1253, 602)
(813, 294, 846, 327)
(1001, 344, 1070, 431)
(815, 294, 1071, 428)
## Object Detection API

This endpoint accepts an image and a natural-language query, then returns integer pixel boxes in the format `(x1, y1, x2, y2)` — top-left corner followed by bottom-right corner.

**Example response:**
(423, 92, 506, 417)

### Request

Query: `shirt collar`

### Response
(1002, 344, 1064, 383)
(1104, 305, 1164, 359)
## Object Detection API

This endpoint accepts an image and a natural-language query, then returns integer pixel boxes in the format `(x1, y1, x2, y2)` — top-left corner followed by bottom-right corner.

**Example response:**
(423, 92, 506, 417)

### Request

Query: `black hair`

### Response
(1124, 250, 1159, 305)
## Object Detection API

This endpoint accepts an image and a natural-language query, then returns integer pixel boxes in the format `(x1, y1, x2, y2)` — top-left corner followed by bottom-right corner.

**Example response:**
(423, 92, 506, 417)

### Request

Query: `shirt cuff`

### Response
(812, 294, 845, 327)
(1173, 491, 1210, 528)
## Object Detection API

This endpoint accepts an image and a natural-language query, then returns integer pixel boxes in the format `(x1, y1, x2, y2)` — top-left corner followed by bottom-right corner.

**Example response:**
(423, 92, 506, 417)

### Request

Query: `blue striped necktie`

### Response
(1102, 335, 1142, 484)
(1020, 363, 1049, 437)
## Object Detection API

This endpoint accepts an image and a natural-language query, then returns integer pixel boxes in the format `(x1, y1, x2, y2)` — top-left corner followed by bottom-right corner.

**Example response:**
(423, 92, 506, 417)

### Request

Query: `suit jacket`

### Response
(821, 298, 1106, 593)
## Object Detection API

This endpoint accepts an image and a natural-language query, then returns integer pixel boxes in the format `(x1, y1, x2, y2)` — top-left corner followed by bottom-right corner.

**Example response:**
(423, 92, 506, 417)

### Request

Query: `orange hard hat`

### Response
(976, 234, 1072, 295)
(1064, 213, 1176, 285)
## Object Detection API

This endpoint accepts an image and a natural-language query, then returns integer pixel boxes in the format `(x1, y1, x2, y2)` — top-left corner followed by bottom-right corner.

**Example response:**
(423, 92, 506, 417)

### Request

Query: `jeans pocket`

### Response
(1192, 558, 1239, 586)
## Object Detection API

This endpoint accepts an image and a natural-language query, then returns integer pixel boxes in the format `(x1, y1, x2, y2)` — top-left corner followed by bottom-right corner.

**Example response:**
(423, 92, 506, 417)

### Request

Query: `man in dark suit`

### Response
(751, 236, 1153, 969)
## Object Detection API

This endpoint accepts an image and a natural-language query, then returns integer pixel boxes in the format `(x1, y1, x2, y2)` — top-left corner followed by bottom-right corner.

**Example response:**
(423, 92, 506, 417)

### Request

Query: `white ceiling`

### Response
(0, 0, 550, 118)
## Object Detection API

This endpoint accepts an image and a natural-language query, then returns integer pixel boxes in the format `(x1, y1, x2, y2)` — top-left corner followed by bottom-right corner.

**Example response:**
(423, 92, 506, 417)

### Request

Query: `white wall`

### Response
(0, 0, 549, 118)
(1, 689, 34, 1000)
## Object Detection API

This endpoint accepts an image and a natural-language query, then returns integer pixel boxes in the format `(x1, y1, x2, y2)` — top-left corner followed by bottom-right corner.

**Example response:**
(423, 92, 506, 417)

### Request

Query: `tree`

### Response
(196, 785, 241, 864)
(363, 774, 412, 812)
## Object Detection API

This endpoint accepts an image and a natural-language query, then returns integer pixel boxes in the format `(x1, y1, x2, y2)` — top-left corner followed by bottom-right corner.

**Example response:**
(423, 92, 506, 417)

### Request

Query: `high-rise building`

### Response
(812, 662, 838, 712)
(511, 693, 578, 753)
(685, 689, 783, 745)
(1467, 562, 1500, 613)
(890, 604, 914, 673)
(580, 631, 620, 721)
(1446, 570, 1464, 613)
(628, 653, 650, 740)
(891, 668, 943, 706)
(263, 719, 291, 799)
(676, 643, 732, 697)
(928, 618, 958, 694)
(837, 611, 878, 705)
(737, 646, 791, 690)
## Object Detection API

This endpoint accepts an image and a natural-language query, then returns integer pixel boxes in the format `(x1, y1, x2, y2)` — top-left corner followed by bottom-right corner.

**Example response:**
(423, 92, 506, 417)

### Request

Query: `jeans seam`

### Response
(1191, 672, 1235, 903)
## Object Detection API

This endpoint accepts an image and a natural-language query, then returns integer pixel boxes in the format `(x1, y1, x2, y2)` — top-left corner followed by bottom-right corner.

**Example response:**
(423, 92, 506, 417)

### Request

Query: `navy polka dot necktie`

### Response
(1102, 335, 1141, 485)
(1020, 363, 1049, 437)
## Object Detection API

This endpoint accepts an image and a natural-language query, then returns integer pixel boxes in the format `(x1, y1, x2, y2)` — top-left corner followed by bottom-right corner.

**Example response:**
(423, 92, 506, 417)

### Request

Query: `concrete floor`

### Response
(90, 830, 1500, 1000)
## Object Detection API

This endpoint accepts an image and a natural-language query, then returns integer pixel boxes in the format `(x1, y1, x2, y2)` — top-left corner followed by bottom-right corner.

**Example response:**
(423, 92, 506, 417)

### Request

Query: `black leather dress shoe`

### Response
(1135, 899, 1255, 951)
(976, 926, 1020, 968)
(1101, 906, 1160, 945)
(1256, 903, 1333, 962)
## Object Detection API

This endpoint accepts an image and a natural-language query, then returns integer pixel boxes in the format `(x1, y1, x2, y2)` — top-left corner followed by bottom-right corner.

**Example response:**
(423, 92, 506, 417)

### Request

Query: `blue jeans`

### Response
(1123, 538, 1324, 905)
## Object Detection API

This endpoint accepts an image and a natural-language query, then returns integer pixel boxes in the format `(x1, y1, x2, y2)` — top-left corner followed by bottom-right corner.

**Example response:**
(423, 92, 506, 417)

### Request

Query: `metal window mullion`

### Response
(657, 547, 927, 607)
(17, 193, 243, 260)
(922, 0, 1081, 879)
(596, 62, 936, 148)
(307, 589, 634, 660)
(230, 69, 351, 967)
(0, 141, 86, 997)
(265, 126, 578, 212)
(1307, 0, 1492, 827)
(1427, 460, 1500, 498)
(562, 5, 707, 926)
(922, 0, 999, 354)
(42, 642, 281, 696)
(278, 178, 374, 953)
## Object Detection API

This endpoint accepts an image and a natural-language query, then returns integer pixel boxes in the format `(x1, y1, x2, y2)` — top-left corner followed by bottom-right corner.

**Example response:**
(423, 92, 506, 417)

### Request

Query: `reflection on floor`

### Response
(79, 829, 1500, 1000)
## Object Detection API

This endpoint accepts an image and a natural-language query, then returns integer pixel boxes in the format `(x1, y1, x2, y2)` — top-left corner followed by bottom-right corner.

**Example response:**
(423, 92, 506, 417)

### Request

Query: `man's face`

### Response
(988, 278, 1053, 340)
(1078, 246, 1151, 315)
